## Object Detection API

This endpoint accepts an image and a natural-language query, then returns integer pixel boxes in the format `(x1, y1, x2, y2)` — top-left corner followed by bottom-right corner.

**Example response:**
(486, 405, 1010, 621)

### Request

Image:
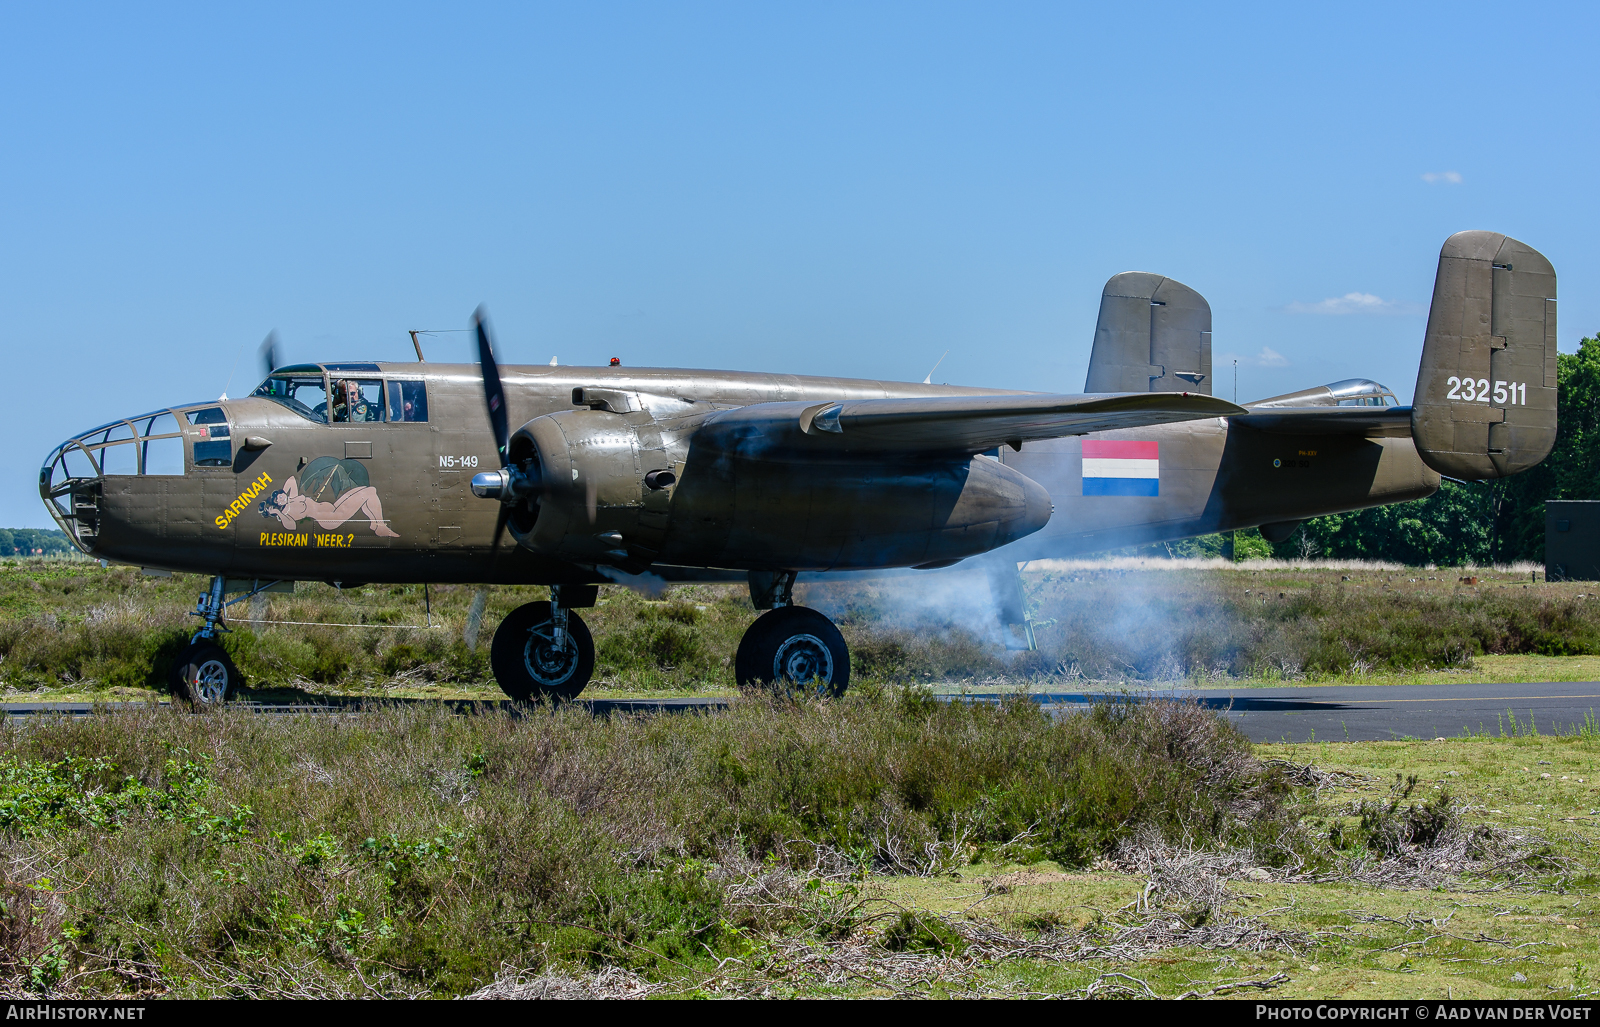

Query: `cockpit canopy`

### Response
(1248, 378, 1401, 410)
(251, 363, 428, 424)
(1325, 378, 1400, 407)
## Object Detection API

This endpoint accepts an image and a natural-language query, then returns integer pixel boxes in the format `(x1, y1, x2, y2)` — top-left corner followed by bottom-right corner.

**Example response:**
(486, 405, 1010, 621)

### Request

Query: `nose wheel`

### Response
(490, 600, 595, 701)
(735, 606, 850, 697)
(171, 641, 240, 708)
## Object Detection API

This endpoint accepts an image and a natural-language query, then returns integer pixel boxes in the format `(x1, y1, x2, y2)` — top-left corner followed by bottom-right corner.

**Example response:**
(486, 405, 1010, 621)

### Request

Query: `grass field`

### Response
(1, 558, 1598, 703)
(870, 734, 1600, 1000)
(0, 695, 1593, 998)
(4, 556, 1599, 997)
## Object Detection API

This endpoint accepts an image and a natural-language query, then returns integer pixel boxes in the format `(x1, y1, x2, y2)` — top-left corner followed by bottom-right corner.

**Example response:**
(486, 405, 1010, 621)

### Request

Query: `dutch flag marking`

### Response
(1082, 440, 1159, 497)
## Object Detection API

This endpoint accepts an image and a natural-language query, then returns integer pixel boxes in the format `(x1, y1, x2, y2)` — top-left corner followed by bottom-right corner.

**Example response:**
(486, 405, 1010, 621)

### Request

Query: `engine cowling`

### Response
(506, 407, 680, 565)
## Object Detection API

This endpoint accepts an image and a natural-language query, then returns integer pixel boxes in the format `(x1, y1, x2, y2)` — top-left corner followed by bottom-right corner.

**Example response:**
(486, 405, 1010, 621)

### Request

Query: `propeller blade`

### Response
(474, 307, 510, 467)
(258, 331, 283, 378)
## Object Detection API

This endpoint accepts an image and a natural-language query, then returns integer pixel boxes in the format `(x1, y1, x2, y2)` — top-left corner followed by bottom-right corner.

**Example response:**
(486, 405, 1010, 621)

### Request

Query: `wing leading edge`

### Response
(699, 392, 1244, 457)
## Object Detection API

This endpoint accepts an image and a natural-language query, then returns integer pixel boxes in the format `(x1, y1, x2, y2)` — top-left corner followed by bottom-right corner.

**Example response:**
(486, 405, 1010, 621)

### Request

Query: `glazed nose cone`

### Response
(39, 410, 190, 552)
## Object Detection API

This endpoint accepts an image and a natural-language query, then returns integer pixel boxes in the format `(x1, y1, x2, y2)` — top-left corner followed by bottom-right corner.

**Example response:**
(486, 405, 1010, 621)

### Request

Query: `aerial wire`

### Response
(219, 340, 247, 399)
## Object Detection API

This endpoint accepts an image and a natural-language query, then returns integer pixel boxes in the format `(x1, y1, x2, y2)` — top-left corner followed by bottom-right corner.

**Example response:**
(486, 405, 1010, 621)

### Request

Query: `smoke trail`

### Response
(596, 565, 672, 599)
(801, 564, 1012, 649)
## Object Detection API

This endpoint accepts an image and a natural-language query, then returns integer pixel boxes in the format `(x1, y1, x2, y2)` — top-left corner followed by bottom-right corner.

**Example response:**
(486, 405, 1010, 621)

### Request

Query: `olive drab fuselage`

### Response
(44, 361, 1439, 584)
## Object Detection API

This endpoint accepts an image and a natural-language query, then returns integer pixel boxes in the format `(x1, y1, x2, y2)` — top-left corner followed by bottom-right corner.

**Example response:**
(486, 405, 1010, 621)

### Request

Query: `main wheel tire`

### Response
(734, 606, 850, 697)
(489, 601, 595, 702)
(170, 641, 240, 708)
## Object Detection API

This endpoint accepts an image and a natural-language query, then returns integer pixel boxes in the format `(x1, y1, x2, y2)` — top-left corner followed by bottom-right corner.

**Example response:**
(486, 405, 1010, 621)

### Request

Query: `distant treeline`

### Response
(0, 528, 76, 557)
(1148, 333, 1600, 566)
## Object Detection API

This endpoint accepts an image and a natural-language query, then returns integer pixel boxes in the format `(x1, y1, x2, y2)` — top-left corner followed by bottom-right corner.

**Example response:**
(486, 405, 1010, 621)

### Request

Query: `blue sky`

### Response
(4, 2, 1596, 527)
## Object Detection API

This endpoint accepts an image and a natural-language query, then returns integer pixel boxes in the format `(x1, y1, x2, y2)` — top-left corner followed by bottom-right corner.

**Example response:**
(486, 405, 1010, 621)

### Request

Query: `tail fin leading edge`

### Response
(1412, 231, 1557, 480)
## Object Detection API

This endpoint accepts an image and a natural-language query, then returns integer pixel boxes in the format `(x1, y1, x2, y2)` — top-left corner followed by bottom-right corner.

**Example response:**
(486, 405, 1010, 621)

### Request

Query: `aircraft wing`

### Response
(698, 392, 1244, 456)
(1231, 406, 1414, 438)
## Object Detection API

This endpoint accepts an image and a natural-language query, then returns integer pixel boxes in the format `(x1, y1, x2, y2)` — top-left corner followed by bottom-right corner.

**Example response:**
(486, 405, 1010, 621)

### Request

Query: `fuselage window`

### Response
(253, 375, 329, 423)
(143, 435, 184, 475)
(139, 412, 184, 475)
(187, 407, 232, 467)
(330, 379, 384, 423)
(60, 445, 96, 480)
(387, 380, 428, 422)
(98, 440, 138, 476)
(75, 423, 140, 476)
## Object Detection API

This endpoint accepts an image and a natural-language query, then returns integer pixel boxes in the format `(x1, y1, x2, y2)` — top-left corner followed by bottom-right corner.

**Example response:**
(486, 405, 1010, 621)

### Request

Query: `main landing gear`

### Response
(734, 571, 850, 697)
(490, 585, 597, 702)
(483, 574, 850, 702)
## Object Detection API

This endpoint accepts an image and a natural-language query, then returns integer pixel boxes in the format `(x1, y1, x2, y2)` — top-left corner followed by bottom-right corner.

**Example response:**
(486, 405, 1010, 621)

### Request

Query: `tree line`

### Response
(0, 528, 76, 558)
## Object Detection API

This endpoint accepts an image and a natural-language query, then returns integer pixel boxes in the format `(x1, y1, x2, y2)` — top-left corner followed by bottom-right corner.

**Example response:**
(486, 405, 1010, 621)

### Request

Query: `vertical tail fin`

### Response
(1085, 272, 1212, 395)
(1411, 231, 1557, 479)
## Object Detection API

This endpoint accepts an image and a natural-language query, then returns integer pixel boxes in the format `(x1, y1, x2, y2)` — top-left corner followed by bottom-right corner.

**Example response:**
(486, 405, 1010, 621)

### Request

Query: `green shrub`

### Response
(0, 694, 1305, 995)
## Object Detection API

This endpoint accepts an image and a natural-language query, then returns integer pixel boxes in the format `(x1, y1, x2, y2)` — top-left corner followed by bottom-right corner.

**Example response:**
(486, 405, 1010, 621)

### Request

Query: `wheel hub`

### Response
(773, 633, 834, 687)
(192, 659, 229, 704)
(523, 626, 579, 686)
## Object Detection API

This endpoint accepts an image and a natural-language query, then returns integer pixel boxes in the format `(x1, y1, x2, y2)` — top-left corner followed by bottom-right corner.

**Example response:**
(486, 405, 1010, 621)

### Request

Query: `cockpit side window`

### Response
(387, 380, 428, 422)
(330, 379, 385, 423)
(186, 407, 232, 468)
(252, 374, 330, 423)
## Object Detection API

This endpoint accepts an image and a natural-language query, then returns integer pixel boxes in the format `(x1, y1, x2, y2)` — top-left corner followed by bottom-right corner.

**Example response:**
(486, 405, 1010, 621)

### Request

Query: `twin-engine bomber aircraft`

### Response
(40, 231, 1558, 705)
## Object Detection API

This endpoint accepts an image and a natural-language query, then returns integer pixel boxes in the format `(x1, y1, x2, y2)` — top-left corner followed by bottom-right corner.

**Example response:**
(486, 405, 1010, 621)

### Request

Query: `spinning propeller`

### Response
(259, 331, 284, 379)
(469, 307, 537, 558)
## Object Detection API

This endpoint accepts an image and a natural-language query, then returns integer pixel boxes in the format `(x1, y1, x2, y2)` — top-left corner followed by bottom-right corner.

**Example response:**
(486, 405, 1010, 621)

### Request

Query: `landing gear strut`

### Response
(736, 571, 850, 696)
(170, 575, 242, 707)
(490, 585, 596, 702)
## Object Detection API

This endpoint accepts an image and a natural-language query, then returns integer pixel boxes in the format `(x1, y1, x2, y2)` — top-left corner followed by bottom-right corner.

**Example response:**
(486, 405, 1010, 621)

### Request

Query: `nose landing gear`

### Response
(170, 575, 242, 708)
(735, 572, 850, 697)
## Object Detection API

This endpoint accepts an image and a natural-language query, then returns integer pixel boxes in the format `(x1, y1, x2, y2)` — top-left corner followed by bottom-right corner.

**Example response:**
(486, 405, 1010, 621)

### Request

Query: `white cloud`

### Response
(1421, 171, 1463, 184)
(1285, 292, 1426, 316)
(1219, 347, 1290, 368)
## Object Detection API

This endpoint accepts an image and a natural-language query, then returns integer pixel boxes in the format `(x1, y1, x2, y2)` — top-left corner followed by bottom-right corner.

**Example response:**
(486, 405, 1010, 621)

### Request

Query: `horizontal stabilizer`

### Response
(699, 392, 1245, 457)
(1232, 406, 1414, 438)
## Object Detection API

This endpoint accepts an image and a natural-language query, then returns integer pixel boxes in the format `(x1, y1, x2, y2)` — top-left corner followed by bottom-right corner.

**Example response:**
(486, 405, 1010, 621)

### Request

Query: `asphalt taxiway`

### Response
(1001, 681, 1600, 742)
(4, 682, 1598, 743)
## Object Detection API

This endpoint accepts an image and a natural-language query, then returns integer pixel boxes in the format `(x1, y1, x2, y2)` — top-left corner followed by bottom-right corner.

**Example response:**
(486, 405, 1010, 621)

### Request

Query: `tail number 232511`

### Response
(1446, 377, 1529, 405)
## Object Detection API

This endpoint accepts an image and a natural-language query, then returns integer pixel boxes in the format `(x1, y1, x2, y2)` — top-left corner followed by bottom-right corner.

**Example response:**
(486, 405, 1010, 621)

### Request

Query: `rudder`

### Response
(1411, 231, 1557, 480)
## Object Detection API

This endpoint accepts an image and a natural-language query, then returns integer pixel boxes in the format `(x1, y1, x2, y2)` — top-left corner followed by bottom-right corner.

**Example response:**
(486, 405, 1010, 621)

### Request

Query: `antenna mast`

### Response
(409, 331, 426, 362)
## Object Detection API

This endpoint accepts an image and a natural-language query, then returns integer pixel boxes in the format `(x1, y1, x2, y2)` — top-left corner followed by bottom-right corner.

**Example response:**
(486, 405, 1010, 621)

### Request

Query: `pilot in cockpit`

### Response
(330, 379, 380, 423)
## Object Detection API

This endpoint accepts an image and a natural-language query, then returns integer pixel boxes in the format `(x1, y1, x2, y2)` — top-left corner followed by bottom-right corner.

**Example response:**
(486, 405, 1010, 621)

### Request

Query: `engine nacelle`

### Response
(506, 407, 681, 565)
(661, 450, 1053, 571)
(506, 402, 1054, 572)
